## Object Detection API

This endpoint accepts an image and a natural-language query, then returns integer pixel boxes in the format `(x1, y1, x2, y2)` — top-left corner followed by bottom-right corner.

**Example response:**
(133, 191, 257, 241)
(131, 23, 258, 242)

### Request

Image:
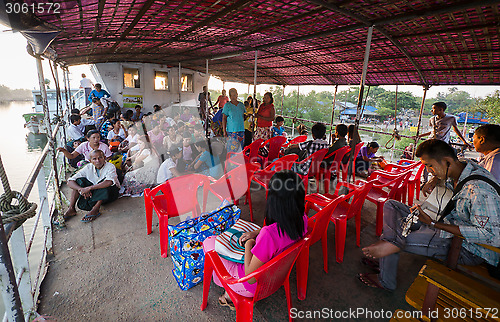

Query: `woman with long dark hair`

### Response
(203, 170, 308, 309)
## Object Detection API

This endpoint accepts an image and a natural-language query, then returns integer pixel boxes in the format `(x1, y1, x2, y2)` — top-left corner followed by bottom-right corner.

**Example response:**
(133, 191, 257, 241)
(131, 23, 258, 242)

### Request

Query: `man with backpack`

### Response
(359, 139, 500, 290)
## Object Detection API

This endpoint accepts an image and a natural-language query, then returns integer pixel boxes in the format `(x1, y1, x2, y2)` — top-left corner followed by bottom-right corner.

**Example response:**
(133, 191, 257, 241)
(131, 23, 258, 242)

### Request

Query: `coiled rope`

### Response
(0, 155, 37, 231)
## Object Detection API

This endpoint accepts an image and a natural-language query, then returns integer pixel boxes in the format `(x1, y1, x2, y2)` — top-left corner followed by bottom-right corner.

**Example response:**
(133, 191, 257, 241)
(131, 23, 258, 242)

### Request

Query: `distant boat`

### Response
(22, 112, 46, 134)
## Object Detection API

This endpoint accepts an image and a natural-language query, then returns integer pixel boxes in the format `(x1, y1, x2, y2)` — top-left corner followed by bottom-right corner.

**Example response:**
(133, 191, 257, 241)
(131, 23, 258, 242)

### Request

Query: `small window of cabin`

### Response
(154, 71, 169, 91)
(123, 67, 141, 89)
(181, 74, 193, 92)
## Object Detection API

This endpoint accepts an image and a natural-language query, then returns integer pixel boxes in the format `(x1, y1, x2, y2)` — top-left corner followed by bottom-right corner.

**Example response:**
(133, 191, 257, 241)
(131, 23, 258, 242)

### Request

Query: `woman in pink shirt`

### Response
(203, 170, 307, 309)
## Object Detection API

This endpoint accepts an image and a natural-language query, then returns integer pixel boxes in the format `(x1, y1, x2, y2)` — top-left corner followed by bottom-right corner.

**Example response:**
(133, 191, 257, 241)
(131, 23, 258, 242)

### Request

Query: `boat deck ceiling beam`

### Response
(18, 0, 500, 86)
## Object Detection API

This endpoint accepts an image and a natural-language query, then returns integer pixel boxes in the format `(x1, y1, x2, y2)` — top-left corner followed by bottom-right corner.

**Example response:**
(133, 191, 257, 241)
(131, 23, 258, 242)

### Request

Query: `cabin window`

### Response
(123, 67, 141, 89)
(181, 74, 193, 92)
(154, 71, 169, 91)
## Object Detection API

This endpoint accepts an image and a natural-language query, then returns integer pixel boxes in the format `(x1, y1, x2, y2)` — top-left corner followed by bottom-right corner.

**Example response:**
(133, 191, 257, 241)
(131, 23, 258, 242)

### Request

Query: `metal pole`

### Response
(355, 26, 373, 128)
(178, 63, 181, 104)
(62, 66, 71, 120)
(0, 214, 24, 322)
(329, 84, 339, 144)
(413, 86, 428, 158)
(35, 56, 64, 224)
(54, 64, 68, 152)
(292, 85, 300, 137)
(281, 85, 285, 115)
(350, 26, 373, 182)
(206, 59, 209, 76)
(253, 50, 258, 132)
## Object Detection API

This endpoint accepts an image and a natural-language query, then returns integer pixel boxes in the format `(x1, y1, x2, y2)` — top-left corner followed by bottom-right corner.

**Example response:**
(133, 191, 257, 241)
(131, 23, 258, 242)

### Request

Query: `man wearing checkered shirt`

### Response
(360, 139, 500, 290)
(288, 123, 329, 176)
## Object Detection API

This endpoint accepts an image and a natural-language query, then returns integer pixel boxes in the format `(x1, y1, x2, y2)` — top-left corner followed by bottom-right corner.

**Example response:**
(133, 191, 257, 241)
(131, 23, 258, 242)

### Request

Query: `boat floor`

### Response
(38, 179, 426, 321)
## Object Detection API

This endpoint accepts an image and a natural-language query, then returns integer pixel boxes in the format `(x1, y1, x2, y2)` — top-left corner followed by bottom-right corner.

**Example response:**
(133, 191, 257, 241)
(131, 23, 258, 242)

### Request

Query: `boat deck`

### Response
(38, 179, 427, 321)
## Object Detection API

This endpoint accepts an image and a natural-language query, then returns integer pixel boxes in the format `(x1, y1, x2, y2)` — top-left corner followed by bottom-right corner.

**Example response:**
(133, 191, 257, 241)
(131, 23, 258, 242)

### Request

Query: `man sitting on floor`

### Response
(359, 139, 500, 290)
(473, 124, 500, 182)
(64, 149, 120, 223)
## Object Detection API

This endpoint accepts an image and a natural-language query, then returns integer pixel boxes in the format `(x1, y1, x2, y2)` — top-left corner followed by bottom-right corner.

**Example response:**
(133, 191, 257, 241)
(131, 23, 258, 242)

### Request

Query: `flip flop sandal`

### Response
(63, 212, 77, 220)
(218, 296, 236, 311)
(361, 257, 380, 274)
(357, 273, 390, 291)
(81, 212, 101, 223)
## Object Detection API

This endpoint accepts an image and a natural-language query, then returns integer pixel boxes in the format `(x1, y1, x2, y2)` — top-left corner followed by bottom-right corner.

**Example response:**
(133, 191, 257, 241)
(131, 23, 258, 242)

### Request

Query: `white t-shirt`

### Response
(107, 128, 126, 140)
(156, 158, 176, 184)
(80, 78, 93, 89)
(67, 123, 84, 141)
(429, 114, 457, 144)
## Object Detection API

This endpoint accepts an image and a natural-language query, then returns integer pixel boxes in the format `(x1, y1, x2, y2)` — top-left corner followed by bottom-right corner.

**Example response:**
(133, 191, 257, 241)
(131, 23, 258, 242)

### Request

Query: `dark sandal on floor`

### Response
(361, 257, 380, 274)
(218, 296, 235, 311)
(81, 212, 101, 223)
(357, 273, 389, 290)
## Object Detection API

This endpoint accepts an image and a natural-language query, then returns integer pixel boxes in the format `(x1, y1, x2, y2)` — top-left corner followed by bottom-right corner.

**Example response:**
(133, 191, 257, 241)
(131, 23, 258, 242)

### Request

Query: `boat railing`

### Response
(280, 114, 412, 157)
(1, 98, 70, 321)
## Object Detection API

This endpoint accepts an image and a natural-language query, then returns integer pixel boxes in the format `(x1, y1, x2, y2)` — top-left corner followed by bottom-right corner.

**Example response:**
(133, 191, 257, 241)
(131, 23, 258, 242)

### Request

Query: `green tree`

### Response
(470, 90, 500, 123)
(433, 87, 474, 114)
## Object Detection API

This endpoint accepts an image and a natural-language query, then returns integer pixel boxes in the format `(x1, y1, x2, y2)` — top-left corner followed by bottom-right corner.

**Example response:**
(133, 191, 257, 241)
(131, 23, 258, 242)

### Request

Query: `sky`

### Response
(1, 25, 499, 99)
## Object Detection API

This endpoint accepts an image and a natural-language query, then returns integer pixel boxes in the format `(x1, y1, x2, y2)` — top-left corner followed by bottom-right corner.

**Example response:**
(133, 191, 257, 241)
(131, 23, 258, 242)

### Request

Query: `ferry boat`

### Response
(1, 1, 500, 321)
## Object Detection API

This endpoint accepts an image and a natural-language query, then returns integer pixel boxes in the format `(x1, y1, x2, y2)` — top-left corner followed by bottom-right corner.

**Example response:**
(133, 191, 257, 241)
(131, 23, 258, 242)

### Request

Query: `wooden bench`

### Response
(404, 236, 500, 322)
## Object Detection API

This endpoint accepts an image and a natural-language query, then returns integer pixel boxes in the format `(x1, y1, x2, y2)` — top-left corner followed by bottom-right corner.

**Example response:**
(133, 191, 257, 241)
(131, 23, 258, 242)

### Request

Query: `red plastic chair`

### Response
(293, 148, 328, 193)
(226, 138, 264, 169)
(296, 194, 350, 300)
(260, 136, 287, 167)
(378, 161, 425, 205)
(354, 170, 412, 236)
(249, 154, 299, 220)
(305, 180, 374, 264)
(316, 146, 351, 194)
(342, 142, 364, 181)
(144, 174, 210, 258)
(201, 237, 309, 322)
(205, 163, 260, 221)
(282, 135, 307, 149)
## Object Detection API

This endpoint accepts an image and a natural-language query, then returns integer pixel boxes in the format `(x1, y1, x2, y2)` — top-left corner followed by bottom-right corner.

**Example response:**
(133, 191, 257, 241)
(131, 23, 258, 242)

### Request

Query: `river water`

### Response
(0, 101, 48, 315)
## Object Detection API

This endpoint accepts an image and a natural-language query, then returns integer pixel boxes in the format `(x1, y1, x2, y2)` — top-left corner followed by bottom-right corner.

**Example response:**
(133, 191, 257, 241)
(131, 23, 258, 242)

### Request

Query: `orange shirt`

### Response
(256, 103, 274, 127)
(217, 95, 229, 109)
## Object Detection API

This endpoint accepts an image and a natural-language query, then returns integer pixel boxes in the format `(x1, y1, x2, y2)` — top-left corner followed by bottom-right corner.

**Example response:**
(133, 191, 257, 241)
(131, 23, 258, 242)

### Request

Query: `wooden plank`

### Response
(419, 260, 500, 311)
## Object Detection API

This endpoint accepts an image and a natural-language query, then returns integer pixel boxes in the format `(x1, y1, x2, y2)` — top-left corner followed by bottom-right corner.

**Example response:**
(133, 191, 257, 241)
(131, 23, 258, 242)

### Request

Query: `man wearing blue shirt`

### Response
(88, 83, 110, 103)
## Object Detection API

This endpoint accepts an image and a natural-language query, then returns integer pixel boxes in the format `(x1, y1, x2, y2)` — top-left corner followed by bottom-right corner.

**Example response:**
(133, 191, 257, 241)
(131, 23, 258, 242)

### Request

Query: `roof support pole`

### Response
(329, 84, 339, 144)
(253, 50, 258, 125)
(292, 85, 300, 137)
(178, 63, 181, 104)
(61, 66, 71, 122)
(412, 86, 428, 159)
(35, 55, 64, 224)
(206, 59, 209, 76)
(53, 64, 68, 150)
(281, 85, 285, 115)
(349, 26, 373, 182)
(64, 68, 74, 110)
(355, 26, 373, 128)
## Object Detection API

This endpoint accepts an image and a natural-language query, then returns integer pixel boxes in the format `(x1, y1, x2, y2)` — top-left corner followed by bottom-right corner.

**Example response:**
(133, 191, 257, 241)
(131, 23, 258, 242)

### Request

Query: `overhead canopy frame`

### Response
(2, 0, 500, 86)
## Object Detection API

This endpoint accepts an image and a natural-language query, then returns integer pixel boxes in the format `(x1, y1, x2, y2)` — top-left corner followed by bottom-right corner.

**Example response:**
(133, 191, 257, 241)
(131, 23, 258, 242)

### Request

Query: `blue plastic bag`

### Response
(168, 201, 240, 290)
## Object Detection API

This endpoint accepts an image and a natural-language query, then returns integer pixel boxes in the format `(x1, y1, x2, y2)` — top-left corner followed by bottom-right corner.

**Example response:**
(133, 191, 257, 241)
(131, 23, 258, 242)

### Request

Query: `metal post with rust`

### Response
(0, 213, 24, 322)
(280, 84, 285, 116)
(328, 84, 339, 144)
(35, 55, 64, 225)
(413, 86, 429, 158)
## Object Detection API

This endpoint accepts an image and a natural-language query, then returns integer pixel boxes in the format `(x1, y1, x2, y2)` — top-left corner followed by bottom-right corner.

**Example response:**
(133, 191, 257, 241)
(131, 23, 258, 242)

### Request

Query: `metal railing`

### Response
(1, 66, 76, 320)
(1, 118, 67, 322)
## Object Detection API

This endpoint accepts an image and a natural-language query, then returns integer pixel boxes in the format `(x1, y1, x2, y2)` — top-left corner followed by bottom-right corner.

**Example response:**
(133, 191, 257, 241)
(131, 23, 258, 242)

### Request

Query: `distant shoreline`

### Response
(0, 98, 32, 103)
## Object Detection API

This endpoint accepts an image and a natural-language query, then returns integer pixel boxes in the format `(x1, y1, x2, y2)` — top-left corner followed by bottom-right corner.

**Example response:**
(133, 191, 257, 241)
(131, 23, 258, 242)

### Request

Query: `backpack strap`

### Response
(437, 174, 500, 222)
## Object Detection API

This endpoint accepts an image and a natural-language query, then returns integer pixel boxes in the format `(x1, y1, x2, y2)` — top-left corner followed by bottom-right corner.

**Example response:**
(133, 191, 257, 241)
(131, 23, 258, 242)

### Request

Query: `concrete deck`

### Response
(38, 180, 426, 321)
